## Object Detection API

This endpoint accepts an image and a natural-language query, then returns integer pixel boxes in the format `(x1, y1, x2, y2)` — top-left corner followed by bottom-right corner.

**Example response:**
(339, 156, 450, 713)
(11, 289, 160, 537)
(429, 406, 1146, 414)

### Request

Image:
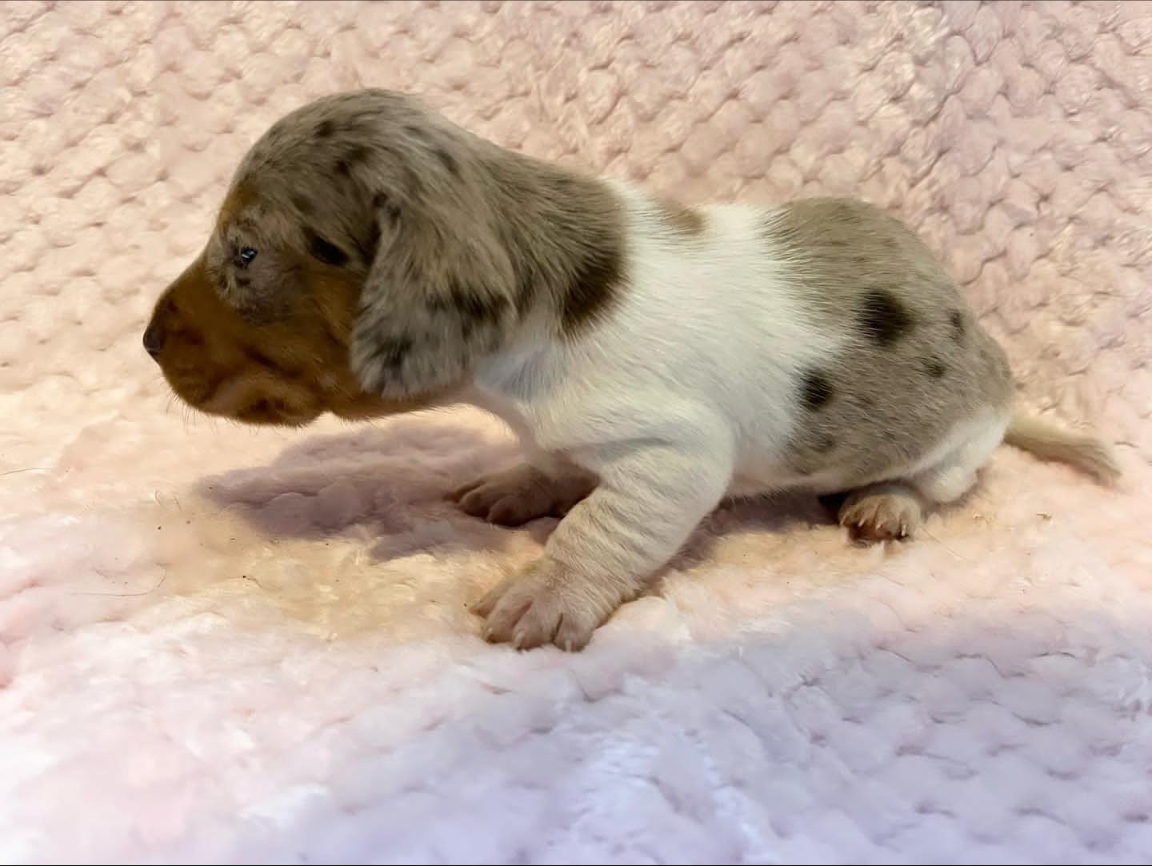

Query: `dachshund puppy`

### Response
(144, 89, 1120, 651)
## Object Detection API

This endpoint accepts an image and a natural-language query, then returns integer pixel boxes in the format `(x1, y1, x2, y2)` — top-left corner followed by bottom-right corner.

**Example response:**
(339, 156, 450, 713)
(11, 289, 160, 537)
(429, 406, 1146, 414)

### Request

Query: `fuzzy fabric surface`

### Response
(2, 1, 1152, 863)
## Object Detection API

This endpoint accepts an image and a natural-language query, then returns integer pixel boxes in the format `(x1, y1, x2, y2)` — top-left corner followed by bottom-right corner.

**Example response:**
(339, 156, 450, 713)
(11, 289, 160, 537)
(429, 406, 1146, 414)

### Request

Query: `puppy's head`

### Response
(143, 89, 521, 426)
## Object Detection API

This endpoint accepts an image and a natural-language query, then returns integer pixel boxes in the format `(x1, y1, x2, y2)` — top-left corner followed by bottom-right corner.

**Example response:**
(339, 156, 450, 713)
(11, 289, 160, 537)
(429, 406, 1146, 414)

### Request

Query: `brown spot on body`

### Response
(316, 119, 336, 138)
(434, 146, 461, 177)
(558, 244, 623, 338)
(922, 356, 947, 378)
(335, 145, 371, 177)
(858, 289, 912, 346)
(755, 197, 1000, 496)
(814, 433, 836, 453)
(949, 309, 965, 342)
(800, 370, 834, 410)
(655, 198, 705, 237)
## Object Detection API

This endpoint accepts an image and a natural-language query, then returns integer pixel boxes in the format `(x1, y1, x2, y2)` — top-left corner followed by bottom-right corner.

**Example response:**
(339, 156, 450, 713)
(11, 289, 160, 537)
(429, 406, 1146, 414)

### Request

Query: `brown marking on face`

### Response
(143, 242, 435, 428)
(655, 198, 705, 237)
(148, 88, 632, 413)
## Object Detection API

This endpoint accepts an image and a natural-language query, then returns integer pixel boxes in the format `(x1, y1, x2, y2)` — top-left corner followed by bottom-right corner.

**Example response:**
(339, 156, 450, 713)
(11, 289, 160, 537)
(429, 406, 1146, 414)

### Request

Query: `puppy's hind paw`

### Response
(837, 483, 923, 544)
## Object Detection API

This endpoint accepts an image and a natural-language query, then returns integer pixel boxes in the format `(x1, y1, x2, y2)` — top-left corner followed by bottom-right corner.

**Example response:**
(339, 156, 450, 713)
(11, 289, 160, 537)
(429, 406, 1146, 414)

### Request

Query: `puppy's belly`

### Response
(727, 461, 857, 499)
(728, 406, 1008, 500)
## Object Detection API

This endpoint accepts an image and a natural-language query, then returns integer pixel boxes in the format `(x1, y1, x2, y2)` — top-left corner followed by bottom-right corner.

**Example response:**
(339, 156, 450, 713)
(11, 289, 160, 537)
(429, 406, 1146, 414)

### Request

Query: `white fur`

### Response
(471, 181, 995, 504)
(460, 180, 1007, 648)
(475, 185, 836, 481)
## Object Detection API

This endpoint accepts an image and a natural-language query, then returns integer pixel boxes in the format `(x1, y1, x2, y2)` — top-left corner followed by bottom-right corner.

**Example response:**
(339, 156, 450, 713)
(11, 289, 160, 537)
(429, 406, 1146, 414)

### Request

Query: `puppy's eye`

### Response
(234, 247, 258, 268)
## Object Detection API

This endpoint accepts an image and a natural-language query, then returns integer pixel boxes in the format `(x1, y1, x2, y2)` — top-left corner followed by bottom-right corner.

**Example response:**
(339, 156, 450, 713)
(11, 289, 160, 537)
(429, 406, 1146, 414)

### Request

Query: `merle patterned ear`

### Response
(349, 203, 518, 400)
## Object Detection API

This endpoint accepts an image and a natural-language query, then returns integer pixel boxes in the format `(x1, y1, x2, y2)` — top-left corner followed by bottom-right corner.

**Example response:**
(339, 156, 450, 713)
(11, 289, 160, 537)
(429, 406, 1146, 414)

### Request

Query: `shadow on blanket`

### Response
(190, 414, 832, 571)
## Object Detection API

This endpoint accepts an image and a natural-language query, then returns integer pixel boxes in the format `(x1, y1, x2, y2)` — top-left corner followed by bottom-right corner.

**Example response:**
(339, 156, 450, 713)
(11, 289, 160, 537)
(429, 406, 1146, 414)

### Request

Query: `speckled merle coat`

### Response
(143, 89, 1118, 651)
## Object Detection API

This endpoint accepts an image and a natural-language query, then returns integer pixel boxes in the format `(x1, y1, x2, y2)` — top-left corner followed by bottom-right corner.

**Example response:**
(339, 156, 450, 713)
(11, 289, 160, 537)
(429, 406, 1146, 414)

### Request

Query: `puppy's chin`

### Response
(192, 373, 324, 428)
(167, 367, 436, 428)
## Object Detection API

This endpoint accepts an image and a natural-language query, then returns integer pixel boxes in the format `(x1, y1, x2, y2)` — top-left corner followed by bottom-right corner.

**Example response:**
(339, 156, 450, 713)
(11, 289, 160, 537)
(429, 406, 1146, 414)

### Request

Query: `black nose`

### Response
(143, 321, 165, 360)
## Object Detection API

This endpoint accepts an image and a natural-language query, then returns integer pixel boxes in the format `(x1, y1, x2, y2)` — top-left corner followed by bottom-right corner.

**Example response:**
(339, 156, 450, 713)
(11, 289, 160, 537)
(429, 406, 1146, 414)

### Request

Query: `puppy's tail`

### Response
(1003, 411, 1121, 485)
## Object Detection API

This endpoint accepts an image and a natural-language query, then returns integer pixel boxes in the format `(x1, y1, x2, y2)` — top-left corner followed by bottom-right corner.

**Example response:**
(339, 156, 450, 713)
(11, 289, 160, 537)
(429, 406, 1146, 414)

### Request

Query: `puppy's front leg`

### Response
(473, 440, 733, 651)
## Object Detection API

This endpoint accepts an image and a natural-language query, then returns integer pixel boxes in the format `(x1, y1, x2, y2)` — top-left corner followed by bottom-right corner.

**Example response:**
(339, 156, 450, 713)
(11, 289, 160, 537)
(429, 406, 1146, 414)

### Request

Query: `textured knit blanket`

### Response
(2, 1, 1151, 862)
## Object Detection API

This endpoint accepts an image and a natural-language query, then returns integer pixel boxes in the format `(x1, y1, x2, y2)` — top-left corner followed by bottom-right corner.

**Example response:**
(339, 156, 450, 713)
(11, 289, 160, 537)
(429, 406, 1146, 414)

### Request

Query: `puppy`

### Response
(143, 89, 1120, 651)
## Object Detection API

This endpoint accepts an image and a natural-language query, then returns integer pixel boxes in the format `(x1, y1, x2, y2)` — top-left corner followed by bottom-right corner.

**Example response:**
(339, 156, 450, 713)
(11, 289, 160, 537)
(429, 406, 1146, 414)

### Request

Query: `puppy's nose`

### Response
(142, 321, 166, 360)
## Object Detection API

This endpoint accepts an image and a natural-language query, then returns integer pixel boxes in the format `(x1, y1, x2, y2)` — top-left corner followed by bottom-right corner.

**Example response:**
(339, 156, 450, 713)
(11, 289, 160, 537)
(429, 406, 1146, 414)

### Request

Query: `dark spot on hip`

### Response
(858, 289, 912, 346)
(922, 356, 947, 378)
(336, 145, 371, 178)
(949, 309, 965, 342)
(800, 370, 834, 410)
(434, 146, 461, 177)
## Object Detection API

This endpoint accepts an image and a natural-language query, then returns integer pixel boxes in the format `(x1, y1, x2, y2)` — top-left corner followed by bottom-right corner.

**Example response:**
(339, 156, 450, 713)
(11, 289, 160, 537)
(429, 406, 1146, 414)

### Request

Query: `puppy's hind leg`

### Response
(830, 453, 985, 545)
(910, 408, 1010, 506)
(831, 410, 1009, 543)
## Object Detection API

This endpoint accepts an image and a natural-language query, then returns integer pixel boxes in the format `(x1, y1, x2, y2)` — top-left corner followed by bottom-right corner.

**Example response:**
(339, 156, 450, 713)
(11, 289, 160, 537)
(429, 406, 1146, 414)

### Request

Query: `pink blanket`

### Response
(2, 1, 1150, 862)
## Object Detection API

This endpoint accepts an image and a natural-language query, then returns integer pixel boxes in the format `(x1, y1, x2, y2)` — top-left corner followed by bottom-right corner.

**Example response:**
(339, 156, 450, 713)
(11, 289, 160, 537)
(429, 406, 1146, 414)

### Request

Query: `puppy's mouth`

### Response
(196, 374, 321, 427)
(232, 397, 314, 426)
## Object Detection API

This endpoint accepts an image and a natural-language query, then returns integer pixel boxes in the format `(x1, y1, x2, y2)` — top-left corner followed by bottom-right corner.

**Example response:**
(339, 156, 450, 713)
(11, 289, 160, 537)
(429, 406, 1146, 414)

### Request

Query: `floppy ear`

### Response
(349, 190, 519, 400)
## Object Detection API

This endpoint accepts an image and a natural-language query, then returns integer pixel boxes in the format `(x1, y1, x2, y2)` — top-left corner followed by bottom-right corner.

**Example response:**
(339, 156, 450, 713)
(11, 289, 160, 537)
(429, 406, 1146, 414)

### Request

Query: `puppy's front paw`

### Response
(449, 463, 595, 527)
(472, 559, 621, 651)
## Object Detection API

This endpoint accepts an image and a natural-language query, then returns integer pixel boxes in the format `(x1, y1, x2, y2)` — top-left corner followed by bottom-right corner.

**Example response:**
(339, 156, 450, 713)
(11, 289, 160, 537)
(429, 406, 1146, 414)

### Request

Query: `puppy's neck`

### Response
(479, 145, 628, 341)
